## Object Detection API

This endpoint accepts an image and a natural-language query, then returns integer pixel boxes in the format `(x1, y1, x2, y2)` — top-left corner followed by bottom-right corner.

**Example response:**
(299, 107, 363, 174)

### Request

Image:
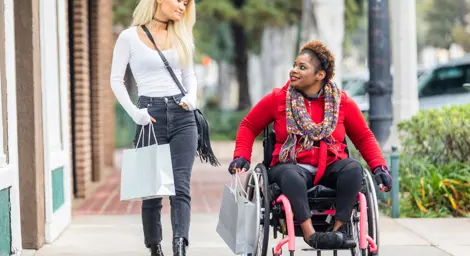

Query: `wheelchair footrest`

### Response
(301, 242, 357, 251)
(301, 247, 354, 251)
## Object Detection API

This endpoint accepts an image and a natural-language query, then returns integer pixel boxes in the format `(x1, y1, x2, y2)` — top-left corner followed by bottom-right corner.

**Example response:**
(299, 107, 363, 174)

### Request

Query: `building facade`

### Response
(0, 0, 21, 254)
(0, 0, 115, 254)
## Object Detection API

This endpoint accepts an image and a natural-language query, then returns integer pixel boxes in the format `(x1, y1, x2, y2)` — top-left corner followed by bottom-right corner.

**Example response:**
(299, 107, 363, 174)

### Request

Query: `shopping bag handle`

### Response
(135, 122, 158, 148)
(230, 170, 251, 202)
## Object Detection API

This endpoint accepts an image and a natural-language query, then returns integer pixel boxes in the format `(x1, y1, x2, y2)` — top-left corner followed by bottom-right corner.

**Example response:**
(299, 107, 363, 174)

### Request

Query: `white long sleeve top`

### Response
(110, 26, 198, 125)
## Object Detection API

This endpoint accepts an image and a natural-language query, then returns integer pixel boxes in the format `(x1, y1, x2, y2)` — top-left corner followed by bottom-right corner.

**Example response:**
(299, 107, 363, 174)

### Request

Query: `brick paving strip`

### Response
(75, 141, 264, 215)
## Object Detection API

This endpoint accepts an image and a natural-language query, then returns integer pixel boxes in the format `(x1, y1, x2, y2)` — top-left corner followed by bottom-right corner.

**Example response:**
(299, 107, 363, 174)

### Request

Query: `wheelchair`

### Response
(242, 126, 380, 256)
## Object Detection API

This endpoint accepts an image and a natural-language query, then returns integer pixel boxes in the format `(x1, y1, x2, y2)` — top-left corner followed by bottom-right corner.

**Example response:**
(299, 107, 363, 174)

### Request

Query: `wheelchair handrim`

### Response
(243, 165, 270, 256)
(243, 170, 261, 255)
(364, 169, 380, 253)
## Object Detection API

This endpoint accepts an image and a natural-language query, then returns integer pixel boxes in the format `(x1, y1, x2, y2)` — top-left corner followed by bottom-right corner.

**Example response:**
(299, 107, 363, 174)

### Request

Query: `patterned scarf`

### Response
(279, 81, 341, 163)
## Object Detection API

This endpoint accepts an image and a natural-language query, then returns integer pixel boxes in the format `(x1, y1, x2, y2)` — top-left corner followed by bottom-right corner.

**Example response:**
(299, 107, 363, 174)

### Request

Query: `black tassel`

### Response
(194, 109, 220, 167)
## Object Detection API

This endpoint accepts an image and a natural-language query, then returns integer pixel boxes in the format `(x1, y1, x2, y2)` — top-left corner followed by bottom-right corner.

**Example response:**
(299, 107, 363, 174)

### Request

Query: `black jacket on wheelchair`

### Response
(262, 126, 345, 200)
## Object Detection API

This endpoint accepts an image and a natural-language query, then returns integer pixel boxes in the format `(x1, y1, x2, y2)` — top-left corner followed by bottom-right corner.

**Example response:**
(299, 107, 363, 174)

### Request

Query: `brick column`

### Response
(89, 0, 114, 181)
(103, 29, 117, 168)
(14, 0, 45, 249)
(70, 0, 92, 198)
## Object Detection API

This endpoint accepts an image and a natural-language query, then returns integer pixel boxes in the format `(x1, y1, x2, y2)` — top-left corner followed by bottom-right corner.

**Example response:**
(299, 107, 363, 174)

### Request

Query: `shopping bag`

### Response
(120, 123, 175, 201)
(216, 172, 257, 254)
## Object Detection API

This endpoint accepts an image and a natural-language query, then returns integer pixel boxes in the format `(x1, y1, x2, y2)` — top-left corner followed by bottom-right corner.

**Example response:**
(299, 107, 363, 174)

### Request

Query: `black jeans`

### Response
(267, 158, 363, 223)
(134, 94, 198, 247)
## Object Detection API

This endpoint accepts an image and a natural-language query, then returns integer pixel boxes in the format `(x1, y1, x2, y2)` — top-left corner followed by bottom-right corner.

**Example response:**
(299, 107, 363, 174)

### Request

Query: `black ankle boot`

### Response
(172, 238, 187, 256)
(150, 244, 164, 256)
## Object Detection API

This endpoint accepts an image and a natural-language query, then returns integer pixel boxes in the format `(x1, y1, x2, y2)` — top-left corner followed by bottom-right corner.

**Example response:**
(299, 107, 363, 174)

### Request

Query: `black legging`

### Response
(267, 158, 364, 223)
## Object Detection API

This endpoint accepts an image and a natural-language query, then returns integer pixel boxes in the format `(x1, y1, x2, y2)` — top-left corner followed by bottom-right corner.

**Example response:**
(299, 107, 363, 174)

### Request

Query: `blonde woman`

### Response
(110, 0, 197, 255)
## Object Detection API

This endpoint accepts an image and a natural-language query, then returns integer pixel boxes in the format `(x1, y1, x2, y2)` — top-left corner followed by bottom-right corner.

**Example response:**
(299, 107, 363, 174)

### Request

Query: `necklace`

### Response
(153, 17, 169, 24)
(152, 17, 169, 30)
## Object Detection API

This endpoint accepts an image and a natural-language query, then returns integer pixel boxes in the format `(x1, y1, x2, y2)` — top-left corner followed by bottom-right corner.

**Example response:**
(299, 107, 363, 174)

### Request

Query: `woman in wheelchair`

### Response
(228, 40, 392, 250)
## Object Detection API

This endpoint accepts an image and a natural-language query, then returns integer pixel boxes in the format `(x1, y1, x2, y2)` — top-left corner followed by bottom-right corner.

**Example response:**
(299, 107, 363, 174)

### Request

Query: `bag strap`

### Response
(141, 25, 188, 95)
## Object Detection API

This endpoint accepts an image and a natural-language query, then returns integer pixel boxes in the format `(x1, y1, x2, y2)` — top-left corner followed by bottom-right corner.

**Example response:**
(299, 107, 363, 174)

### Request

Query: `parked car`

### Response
(418, 56, 470, 110)
(343, 57, 470, 112)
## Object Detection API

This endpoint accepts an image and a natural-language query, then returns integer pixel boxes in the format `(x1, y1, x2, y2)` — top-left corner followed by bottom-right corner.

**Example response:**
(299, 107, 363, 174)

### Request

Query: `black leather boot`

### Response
(172, 238, 187, 256)
(150, 244, 164, 256)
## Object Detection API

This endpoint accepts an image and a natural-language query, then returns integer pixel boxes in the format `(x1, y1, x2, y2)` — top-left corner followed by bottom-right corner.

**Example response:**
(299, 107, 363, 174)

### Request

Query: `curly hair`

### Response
(299, 40, 335, 83)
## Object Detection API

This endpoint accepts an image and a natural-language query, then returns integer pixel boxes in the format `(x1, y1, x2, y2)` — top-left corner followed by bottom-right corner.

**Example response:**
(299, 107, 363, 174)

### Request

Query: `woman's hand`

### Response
(373, 166, 392, 192)
(179, 96, 196, 111)
(132, 108, 156, 125)
(228, 157, 250, 174)
(179, 102, 189, 110)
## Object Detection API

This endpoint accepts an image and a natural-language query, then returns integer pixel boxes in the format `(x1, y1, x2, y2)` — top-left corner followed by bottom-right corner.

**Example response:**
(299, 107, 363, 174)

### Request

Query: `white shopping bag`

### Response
(120, 123, 175, 201)
(216, 172, 257, 254)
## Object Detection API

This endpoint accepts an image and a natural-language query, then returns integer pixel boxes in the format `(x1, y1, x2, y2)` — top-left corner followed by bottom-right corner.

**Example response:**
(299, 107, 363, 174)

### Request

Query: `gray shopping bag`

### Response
(216, 175, 257, 254)
(120, 123, 175, 201)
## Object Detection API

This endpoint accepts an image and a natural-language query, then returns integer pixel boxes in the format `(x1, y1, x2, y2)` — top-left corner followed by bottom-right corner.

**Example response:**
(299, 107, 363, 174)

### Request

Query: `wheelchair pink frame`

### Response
(272, 193, 378, 254)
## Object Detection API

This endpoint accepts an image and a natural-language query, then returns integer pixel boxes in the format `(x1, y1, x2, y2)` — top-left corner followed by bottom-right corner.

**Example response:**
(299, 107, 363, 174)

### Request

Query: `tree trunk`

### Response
(231, 22, 251, 110)
(217, 61, 232, 110)
(301, 0, 345, 87)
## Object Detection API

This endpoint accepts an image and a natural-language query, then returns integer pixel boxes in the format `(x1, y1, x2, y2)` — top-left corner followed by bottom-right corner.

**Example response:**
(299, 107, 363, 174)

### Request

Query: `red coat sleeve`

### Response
(233, 91, 277, 162)
(344, 96, 387, 170)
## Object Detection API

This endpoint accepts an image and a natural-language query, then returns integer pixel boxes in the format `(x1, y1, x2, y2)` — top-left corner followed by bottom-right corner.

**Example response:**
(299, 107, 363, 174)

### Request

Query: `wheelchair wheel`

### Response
(351, 170, 380, 256)
(350, 208, 362, 256)
(364, 169, 380, 255)
(244, 164, 271, 256)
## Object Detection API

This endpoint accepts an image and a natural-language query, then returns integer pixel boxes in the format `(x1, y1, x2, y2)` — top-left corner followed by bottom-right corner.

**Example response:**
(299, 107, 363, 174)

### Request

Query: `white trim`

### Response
(49, 151, 66, 171)
(0, 71, 5, 168)
(40, 0, 72, 243)
(3, 0, 22, 252)
(57, 0, 72, 230)
(0, 155, 7, 168)
(44, 199, 71, 244)
(0, 167, 13, 189)
(39, 0, 52, 242)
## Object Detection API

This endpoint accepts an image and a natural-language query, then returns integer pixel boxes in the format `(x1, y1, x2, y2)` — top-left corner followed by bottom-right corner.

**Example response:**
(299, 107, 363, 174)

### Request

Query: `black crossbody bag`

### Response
(141, 25, 220, 166)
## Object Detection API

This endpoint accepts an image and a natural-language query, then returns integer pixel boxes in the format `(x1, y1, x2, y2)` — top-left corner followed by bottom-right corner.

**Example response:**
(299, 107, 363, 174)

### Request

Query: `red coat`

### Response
(233, 81, 387, 184)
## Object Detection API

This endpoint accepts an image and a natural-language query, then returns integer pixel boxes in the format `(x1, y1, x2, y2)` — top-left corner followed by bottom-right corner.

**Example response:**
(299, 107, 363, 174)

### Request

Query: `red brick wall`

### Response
(89, 0, 115, 181)
(70, 0, 92, 198)
(93, 0, 115, 171)
(69, 0, 115, 198)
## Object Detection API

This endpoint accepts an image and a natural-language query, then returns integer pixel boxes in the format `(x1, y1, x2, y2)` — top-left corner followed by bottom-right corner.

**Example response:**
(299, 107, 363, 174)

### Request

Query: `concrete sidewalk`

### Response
(27, 141, 470, 256)
(28, 214, 470, 256)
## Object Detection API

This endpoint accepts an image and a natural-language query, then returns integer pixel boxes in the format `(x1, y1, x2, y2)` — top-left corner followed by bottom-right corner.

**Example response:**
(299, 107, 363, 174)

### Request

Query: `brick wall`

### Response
(89, 0, 114, 181)
(69, 0, 115, 198)
(104, 18, 117, 168)
(70, 0, 92, 198)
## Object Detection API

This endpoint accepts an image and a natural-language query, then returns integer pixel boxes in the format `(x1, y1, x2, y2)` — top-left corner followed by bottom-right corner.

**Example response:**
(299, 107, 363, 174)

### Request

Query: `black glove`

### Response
(373, 166, 392, 192)
(228, 157, 250, 174)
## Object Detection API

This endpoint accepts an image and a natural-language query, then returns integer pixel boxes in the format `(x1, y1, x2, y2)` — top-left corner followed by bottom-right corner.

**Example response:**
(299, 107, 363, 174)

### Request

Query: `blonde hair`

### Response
(131, 0, 196, 67)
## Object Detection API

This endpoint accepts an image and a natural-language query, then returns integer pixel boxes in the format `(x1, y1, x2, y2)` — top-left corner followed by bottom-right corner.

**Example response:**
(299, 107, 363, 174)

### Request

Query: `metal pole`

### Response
(391, 146, 400, 218)
(366, 0, 393, 147)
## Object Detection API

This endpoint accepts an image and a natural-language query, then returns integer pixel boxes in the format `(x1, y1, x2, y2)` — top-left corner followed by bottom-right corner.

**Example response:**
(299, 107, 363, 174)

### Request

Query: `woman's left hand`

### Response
(179, 102, 189, 110)
(373, 166, 392, 192)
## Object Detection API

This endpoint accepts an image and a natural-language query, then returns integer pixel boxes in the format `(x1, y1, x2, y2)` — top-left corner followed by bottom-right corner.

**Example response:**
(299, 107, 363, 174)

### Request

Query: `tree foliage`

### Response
(422, 0, 469, 49)
(113, 0, 139, 27)
(343, 0, 367, 56)
(195, 0, 302, 109)
(195, 0, 302, 60)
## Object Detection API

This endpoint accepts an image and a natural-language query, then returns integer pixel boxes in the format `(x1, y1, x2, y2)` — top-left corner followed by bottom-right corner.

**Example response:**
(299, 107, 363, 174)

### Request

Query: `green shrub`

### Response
(399, 155, 470, 217)
(397, 104, 470, 165)
(204, 108, 251, 140)
(396, 104, 470, 217)
(115, 101, 136, 148)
